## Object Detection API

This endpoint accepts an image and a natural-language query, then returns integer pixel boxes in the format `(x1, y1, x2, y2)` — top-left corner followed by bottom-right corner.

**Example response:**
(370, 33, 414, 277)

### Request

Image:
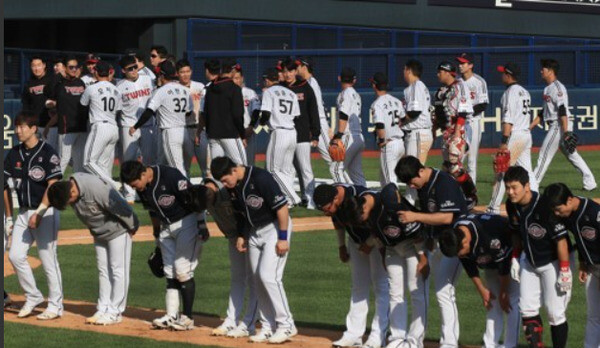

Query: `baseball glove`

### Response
(560, 131, 578, 154)
(329, 138, 346, 162)
(148, 246, 165, 278)
(493, 149, 511, 174)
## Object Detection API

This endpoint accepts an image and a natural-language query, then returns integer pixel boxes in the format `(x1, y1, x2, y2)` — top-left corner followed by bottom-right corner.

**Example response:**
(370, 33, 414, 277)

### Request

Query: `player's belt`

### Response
(274, 127, 294, 130)
(186, 124, 198, 129)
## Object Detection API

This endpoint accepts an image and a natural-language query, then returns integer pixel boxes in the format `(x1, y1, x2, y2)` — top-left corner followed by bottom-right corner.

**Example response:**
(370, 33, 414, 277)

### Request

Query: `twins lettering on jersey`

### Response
(122, 88, 152, 101)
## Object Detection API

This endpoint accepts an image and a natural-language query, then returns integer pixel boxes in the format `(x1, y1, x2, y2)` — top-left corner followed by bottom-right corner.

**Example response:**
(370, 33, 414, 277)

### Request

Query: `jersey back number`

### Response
(279, 99, 293, 115)
(101, 97, 116, 112)
(174, 98, 188, 113)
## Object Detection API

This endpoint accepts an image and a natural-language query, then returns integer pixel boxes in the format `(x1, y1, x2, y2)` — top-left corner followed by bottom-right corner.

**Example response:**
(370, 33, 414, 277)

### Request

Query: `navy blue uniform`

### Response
(454, 214, 513, 278)
(329, 184, 372, 244)
(137, 165, 193, 224)
(3, 141, 62, 208)
(506, 192, 573, 268)
(418, 169, 468, 237)
(562, 197, 600, 269)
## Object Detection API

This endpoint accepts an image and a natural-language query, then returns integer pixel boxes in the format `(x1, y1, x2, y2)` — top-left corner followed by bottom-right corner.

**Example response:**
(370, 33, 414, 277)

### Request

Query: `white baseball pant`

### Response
(403, 129, 433, 205)
(159, 214, 204, 282)
(248, 220, 295, 331)
(534, 120, 597, 190)
(222, 237, 259, 331)
(266, 129, 301, 206)
(584, 273, 600, 348)
(385, 241, 429, 347)
(209, 138, 247, 166)
(340, 133, 366, 187)
(318, 122, 351, 183)
(84, 122, 119, 188)
(9, 208, 63, 314)
(293, 142, 316, 206)
(380, 139, 405, 187)
(40, 127, 59, 152)
(193, 130, 210, 177)
(121, 126, 157, 165)
(487, 129, 538, 214)
(430, 243, 463, 348)
(161, 127, 194, 177)
(481, 268, 520, 348)
(246, 134, 257, 167)
(464, 117, 482, 185)
(59, 132, 87, 174)
(94, 233, 132, 316)
(340, 239, 390, 346)
(519, 257, 572, 326)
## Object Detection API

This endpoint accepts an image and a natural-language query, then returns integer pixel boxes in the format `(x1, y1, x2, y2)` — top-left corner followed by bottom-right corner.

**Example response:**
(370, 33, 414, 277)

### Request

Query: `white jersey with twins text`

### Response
(542, 80, 571, 122)
(116, 75, 154, 127)
(308, 77, 327, 123)
(147, 81, 193, 129)
(242, 87, 261, 128)
(403, 80, 432, 130)
(80, 81, 122, 125)
(260, 84, 300, 129)
(371, 94, 405, 140)
(184, 80, 205, 126)
(337, 86, 362, 135)
(501, 83, 531, 132)
(460, 73, 489, 118)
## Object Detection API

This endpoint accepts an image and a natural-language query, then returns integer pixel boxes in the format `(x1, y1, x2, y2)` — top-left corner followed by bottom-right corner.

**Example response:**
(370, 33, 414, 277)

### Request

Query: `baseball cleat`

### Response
(170, 314, 194, 331)
(268, 326, 298, 344)
(211, 322, 235, 336)
(226, 324, 252, 338)
(86, 311, 104, 324)
(249, 329, 273, 343)
(332, 336, 362, 347)
(16, 299, 44, 318)
(584, 184, 597, 191)
(94, 313, 122, 326)
(152, 314, 176, 329)
(36, 309, 61, 320)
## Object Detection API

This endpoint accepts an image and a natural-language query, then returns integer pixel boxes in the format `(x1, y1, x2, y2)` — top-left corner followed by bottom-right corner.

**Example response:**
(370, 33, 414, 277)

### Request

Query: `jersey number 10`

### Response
(101, 97, 116, 112)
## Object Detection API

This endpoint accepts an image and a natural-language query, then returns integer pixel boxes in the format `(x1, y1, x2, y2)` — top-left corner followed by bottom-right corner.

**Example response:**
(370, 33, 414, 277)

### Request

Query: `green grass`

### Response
(4, 230, 589, 347)
(3, 322, 220, 348)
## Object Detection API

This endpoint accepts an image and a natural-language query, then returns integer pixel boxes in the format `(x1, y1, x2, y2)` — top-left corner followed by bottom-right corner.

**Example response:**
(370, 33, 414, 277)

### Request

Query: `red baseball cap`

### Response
(456, 53, 474, 64)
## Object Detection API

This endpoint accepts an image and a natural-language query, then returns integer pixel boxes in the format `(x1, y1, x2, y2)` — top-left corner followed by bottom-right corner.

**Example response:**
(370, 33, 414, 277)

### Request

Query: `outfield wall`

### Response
(4, 88, 599, 154)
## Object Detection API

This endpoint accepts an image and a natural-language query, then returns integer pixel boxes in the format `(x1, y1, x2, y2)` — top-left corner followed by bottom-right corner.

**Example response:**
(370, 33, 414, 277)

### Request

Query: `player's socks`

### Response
(550, 322, 568, 348)
(179, 278, 196, 318)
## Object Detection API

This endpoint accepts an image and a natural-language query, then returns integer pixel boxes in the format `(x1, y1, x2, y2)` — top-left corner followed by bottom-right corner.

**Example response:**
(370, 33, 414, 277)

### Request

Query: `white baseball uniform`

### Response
(184, 80, 207, 176)
(261, 84, 302, 206)
(372, 93, 405, 186)
(460, 73, 489, 184)
(81, 74, 97, 87)
(147, 81, 195, 177)
(242, 87, 261, 166)
(80, 81, 122, 188)
(487, 83, 538, 214)
(336, 86, 366, 187)
(533, 80, 597, 190)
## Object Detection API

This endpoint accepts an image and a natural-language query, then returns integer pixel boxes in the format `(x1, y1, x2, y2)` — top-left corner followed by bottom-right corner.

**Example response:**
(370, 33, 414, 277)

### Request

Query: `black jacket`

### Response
(22, 73, 54, 127)
(203, 77, 245, 139)
(47, 77, 88, 134)
(286, 78, 320, 143)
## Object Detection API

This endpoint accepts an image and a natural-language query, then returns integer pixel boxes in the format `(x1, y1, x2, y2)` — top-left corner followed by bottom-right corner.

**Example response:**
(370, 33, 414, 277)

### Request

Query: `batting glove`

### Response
(557, 261, 572, 293)
(510, 258, 521, 283)
(4, 216, 13, 237)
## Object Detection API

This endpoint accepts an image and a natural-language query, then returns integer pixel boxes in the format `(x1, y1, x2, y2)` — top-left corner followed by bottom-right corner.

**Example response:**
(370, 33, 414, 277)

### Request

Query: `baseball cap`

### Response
(456, 53, 474, 64)
(86, 53, 100, 64)
(437, 61, 457, 75)
(313, 185, 338, 209)
(262, 67, 279, 82)
(369, 72, 388, 86)
(94, 60, 111, 77)
(340, 67, 356, 80)
(158, 60, 177, 79)
(497, 63, 521, 77)
(296, 56, 313, 68)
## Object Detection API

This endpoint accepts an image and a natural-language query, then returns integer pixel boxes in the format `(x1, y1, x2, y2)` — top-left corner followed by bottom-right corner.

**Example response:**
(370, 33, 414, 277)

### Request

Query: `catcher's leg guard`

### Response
(523, 316, 545, 348)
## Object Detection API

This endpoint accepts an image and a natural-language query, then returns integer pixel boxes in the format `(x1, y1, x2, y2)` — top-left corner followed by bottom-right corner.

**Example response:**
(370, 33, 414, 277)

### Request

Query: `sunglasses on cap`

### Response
(124, 65, 138, 72)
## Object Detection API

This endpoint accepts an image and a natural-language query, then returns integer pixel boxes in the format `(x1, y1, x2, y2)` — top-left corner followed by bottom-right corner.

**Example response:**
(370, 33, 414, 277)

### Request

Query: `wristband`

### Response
(501, 135, 509, 145)
(277, 229, 288, 241)
(559, 261, 570, 271)
(35, 203, 48, 216)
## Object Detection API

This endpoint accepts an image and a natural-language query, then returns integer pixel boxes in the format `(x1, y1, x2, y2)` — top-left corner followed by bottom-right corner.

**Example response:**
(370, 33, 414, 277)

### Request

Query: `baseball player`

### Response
(333, 67, 366, 187)
(125, 49, 157, 84)
(5, 179, 14, 308)
(504, 166, 573, 348)
(395, 155, 468, 348)
(296, 57, 349, 183)
(433, 61, 478, 209)
(120, 160, 208, 331)
(232, 65, 261, 166)
(81, 54, 99, 87)
(150, 46, 168, 70)
(48, 173, 139, 325)
(487, 63, 539, 214)
(80, 60, 122, 188)
(258, 67, 302, 207)
(370, 72, 405, 187)
(544, 183, 600, 348)
(531, 59, 597, 191)
(439, 213, 520, 348)
(203, 58, 247, 165)
(282, 58, 320, 209)
(313, 184, 390, 348)
(456, 53, 489, 185)
(131, 60, 194, 177)
(44, 56, 88, 174)
(4, 111, 63, 320)
(402, 59, 433, 205)
(211, 157, 297, 344)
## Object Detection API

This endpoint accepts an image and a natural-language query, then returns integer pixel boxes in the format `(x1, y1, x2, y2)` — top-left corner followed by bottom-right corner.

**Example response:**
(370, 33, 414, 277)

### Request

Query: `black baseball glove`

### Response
(148, 246, 165, 278)
(560, 131, 578, 154)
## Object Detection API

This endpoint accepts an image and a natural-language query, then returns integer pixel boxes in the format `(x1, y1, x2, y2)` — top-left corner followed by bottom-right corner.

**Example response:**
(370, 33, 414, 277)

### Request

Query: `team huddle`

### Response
(3, 47, 599, 348)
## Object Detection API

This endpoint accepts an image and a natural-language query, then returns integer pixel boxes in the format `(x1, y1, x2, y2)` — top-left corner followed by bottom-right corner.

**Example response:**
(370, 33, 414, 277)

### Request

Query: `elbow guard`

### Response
(339, 111, 349, 121)
(406, 111, 421, 120)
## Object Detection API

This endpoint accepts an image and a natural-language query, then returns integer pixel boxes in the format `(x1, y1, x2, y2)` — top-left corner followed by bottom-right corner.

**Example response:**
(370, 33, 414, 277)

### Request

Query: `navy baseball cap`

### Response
(262, 67, 279, 82)
(380, 183, 402, 213)
(369, 72, 388, 85)
(313, 184, 338, 209)
(296, 56, 313, 68)
(94, 60, 111, 77)
(456, 53, 474, 64)
(437, 61, 457, 75)
(497, 63, 521, 77)
(340, 67, 356, 80)
(158, 60, 177, 79)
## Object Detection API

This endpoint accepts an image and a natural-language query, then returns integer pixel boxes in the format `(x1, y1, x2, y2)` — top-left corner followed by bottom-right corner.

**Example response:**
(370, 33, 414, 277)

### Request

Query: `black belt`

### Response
(186, 124, 198, 129)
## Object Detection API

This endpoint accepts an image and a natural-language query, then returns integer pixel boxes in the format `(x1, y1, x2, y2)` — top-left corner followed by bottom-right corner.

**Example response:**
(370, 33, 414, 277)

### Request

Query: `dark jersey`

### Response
(371, 183, 423, 247)
(286, 78, 320, 143)
(203, 78, 245, 140)
(47, 77, 88, 134)
(454, 213, 512, 278)
(228, 166, 288, 231)
(4, 141, 62, 209)
(418, 169, 468, 237)
(22, 73, 54, 127)
(137, 165, 193, 225)
(330, 184, 372, 244)
(506, 191, 573, 268)
(563, 197, 600, 267)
